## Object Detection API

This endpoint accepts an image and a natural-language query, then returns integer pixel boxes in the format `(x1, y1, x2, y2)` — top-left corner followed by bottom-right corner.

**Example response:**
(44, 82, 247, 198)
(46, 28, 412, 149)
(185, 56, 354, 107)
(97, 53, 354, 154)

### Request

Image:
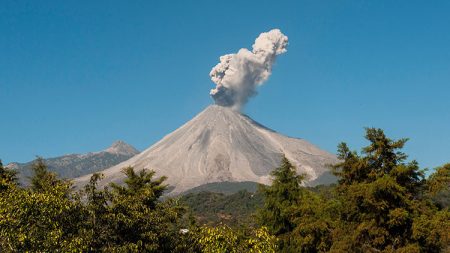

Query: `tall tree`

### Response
(110, 166, 167, 209)
(330, 128, 448, 252)
(81, 173, 113, 251)
(258, 156, 304, 236)
(30, 157, 67, 193)
(257, 155, 309, 251)
(98, 167, 185, 252)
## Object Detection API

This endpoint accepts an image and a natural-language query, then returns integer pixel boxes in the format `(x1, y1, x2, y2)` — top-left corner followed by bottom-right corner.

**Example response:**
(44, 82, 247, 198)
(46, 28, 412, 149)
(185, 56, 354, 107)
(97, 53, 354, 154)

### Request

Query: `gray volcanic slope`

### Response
(75, 105, 338, 194)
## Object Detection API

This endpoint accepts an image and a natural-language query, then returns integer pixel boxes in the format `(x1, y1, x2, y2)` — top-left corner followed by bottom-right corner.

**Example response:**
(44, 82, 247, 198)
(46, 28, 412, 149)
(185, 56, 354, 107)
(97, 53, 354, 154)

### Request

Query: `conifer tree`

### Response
(100, 167, 185, 252)
(30, 157, 65, 193)
(330, 128, 448, 252)
(82, 173, 112, 250)
(258, 156, 304, 236)
(110, 166, 167, 209)
(257, 155, 308, 252)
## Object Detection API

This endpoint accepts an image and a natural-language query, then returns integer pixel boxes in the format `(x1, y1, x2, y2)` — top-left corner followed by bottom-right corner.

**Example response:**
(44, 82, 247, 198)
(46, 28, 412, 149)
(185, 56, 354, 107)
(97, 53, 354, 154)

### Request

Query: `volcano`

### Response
(74, 105, 337, 194)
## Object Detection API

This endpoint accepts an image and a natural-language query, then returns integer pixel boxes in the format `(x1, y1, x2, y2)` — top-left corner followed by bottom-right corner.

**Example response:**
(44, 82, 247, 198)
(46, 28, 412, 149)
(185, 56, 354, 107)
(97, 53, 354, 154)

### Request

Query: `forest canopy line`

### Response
(0, 128, 449, 252)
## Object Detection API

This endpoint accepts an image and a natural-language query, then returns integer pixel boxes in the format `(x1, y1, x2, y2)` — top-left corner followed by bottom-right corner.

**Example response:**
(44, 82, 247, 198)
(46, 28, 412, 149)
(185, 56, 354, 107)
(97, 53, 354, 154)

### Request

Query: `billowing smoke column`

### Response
(209, 29, 288, 110)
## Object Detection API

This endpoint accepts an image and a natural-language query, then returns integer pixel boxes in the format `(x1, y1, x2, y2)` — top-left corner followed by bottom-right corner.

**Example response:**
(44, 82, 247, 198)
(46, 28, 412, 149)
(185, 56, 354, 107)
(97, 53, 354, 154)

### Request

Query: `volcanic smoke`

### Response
(209, 29, 288, 110)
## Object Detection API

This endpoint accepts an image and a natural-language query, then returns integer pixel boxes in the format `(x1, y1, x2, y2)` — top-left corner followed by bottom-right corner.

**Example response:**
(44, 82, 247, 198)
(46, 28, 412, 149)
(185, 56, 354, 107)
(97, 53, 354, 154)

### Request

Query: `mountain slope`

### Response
(7, 141, 139, 185)
(75, 105, 338, 194)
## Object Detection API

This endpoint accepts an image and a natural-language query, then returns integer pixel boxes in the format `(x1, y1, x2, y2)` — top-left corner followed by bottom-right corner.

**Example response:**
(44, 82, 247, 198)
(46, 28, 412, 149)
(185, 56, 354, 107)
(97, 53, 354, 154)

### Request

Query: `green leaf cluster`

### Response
(194, 224, 277, 253)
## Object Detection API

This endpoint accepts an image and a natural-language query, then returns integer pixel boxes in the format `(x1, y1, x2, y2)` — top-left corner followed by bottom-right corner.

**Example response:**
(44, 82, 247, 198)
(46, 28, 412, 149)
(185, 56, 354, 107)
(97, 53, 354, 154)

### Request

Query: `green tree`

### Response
(330, 128, 449, 252)
(80, 173, 113, 251)
(289, 189, 338, 253)
(426, 163, 450, 209)
(258, 156, 304, 235)
(30, 157, 67, 193)
(0, 158, 85, 252)
(257, 155, 308, 251)
(258, 155, 339, 252)
(194, 224, 277, 253)
(0, 160, 17, 191)
(109, 166, 167, 209)
(95, 167, 186, 252)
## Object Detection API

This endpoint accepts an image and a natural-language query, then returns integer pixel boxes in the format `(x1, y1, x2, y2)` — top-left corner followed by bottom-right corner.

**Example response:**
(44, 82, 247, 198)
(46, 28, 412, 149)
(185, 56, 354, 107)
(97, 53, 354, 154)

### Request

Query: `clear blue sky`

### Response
(1, 0, 449, 173)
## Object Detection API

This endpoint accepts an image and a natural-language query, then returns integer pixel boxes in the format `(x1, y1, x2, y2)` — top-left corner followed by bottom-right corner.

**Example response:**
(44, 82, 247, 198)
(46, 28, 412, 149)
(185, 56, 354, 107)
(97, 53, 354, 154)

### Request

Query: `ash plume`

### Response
(209, 29, 288, 110)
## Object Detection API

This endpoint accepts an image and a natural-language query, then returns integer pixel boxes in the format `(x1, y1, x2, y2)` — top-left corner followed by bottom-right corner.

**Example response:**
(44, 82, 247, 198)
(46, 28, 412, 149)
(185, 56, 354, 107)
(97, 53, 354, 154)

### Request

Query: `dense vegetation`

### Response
(256, 128, 450, 252)
(180, 190, 264, 227)
(182, 181, 260, 195)
(179, 184, 339, 229)
(1, 128, 449, 252)
(0, 158, 276, 252)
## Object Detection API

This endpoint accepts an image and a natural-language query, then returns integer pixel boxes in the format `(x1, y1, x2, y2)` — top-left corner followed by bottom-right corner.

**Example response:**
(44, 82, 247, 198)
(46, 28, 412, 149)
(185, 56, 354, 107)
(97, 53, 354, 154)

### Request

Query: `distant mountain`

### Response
(7, 141, 139, 185)
(75, 105, 338, 194)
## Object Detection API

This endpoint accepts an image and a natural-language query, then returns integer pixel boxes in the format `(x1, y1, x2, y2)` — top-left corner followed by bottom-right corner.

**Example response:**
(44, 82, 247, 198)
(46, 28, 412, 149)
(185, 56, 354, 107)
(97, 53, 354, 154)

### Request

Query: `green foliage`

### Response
(80, 173, 112, 251)
(256, 128, 449, 252)
(110, 166, 167, 209)
(257, 155, 337, 252)
(197, 225, 239, 253)
(183, 181, 259, 195)
(0, 160, 17, 191)
(330, 128, 449, 252)
(180, 190, 263, 227)
(0, 160, 85, 252)
(257, 156, 305, 237)
(427, 163, 450, 209)
(30, 157, 69, 193)
(427, 163, 450, 195)
(195, 224, 277, 253)
(289, 190, 338, 253)
(0, 165, 189, 252)
(82, 167, 187, 252)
